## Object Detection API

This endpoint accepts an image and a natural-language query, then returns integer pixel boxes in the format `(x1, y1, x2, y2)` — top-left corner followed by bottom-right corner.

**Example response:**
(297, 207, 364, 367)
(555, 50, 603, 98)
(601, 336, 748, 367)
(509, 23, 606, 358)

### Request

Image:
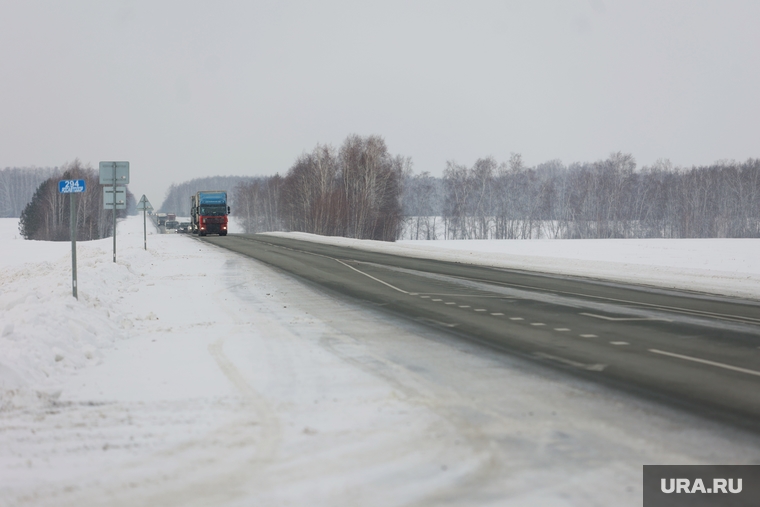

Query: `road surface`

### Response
(202, 233, 760, 431)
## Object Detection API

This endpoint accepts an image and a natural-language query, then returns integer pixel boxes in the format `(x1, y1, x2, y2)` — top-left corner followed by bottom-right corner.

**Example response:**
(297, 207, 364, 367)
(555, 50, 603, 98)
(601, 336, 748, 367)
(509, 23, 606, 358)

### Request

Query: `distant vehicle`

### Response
(178, 221, 191, 233)
(165, 220, 179, 230)
(156, 213, 167, 226)
(190, 191, 229, 236)
(167, 213, 176, 222)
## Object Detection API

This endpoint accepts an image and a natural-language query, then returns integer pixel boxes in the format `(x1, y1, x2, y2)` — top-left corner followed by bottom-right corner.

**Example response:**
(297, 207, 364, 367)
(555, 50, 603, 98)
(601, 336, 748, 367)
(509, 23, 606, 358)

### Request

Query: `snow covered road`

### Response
(1, 217, 759, 506)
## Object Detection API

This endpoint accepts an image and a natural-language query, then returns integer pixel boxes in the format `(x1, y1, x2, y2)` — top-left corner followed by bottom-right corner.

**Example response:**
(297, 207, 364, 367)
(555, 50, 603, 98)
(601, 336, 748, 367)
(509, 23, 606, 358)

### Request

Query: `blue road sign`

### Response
(59, 179, 86, 193)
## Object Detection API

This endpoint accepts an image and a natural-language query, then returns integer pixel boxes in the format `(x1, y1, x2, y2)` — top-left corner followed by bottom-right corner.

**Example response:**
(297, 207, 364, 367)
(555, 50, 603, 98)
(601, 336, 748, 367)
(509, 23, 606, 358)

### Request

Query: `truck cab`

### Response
(191, 191, 230, 236)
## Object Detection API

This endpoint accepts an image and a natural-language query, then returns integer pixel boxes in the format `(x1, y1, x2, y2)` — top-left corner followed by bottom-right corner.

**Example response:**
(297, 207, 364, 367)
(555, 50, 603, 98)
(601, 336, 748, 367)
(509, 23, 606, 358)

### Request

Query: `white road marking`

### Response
(459, 305, 470, 308)
(580, 334, 597, 338)
(333, 259, 409, 294)
(554, 328, 570, 332)
(510, 317, 524, 321)
(610, 341, 629, 346)
(445, 302, 456, 305)
(419, 318, 459, 328)
(432, 299, 443, 301)
(649, 349, 760, 377)
(474, 309, 487, 312)
(491, 313, 504, 316)
(445, 268, 760, 325)
(531, 323, 545, 326)
(534, 352, 607, 371)
(420, 296, 430, 299)
(416, 293, 515, 298)
(580, 312, 672, 322)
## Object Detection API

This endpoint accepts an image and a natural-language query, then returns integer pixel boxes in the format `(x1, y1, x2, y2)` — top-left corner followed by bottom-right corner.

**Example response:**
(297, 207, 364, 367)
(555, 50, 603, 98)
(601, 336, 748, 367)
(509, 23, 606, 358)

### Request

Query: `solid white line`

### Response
(580, 312, 672, 322)
(333, 259, 409, 294)
(419, 318, 459, 328)
(534, 352, 607, 371)
(649, 349, 760, 377)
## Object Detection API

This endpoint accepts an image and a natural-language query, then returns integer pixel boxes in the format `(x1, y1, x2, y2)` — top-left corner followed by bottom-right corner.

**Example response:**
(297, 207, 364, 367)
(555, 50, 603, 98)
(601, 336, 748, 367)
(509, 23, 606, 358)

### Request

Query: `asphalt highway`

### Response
(200, 233, 760, 431)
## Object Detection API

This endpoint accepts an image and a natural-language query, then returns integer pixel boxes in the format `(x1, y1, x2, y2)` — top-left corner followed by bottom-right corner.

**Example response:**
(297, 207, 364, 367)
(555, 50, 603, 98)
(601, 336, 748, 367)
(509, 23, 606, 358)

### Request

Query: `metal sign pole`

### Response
(112, 163, 117, 263)
(60, 179, 85, 298)
(71, 192, 78, 300)
(99, 162, 129, 263)
(137, 194, 151, 250)
(143, 206, 147, 250)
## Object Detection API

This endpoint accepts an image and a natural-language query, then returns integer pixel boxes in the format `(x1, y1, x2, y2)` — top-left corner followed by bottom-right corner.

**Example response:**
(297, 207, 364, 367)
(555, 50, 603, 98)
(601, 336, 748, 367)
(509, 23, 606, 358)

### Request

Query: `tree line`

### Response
(159, 175, 254, 216)
(7, 145, 759, 242)
(0, 166, 59, 217)
(18, 160, 134, 241)
(409, 153, 760, 240)
(232, 148, 760, 241)
(233, 134, 406, 241)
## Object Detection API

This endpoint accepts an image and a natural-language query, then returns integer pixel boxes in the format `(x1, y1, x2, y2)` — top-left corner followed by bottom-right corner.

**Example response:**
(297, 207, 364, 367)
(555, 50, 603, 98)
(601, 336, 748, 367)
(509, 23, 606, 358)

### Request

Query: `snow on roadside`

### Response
(0, 221, 139, 405)
(2, 216, 760, 506)
(263, 231, 760, 300)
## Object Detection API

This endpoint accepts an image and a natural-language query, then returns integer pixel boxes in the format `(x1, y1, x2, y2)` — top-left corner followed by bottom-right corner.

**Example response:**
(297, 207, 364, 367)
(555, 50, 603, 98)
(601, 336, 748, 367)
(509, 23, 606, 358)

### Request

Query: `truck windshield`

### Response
(200, 205, 226, 216)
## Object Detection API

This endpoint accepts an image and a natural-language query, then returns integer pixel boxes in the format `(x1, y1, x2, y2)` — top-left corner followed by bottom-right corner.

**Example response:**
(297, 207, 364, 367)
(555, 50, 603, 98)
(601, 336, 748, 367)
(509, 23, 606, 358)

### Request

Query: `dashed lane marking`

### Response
(510, 317, 524, 321)
(610, 341, 629, 346)
(531, 323, 545, 326)
(491, 313, 504, 316)
(420, 296, 430, 298)
(580, 334, 597, 338)
(445, 302, 457, 305)
(554, 328, 570, 332)
(474, 309, 487, 312)
(649, 349, 760, 377)
(459, 305, 471, 308)
(432, 299, 443, 301)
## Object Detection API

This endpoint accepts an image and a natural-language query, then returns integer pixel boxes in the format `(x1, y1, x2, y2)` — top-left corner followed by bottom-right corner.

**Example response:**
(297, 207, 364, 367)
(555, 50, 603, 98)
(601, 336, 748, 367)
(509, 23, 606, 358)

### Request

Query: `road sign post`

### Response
(59, 179, 86, 299)
(137, 195, 153, 250)
(99, 162, 129, 263)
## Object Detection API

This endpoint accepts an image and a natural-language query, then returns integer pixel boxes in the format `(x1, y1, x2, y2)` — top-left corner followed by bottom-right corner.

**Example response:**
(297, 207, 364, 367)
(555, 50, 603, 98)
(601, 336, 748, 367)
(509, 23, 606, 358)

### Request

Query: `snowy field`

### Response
(1, 216, 759, 506)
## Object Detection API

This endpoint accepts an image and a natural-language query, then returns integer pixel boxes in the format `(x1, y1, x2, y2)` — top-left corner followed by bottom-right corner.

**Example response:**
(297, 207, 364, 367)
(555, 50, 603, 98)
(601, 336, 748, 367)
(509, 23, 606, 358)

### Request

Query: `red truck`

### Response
(190, 191, 229, 236)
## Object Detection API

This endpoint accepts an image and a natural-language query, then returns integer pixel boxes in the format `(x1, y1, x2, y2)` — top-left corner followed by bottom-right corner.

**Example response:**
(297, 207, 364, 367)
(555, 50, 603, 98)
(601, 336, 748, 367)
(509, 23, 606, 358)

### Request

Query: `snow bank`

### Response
(0, 218, 157, 405)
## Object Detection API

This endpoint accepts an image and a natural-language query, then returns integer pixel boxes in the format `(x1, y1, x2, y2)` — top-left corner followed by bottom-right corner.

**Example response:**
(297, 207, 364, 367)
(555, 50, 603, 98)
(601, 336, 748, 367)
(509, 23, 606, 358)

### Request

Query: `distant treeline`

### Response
(232, 150, 760, 241)
(403, 153, 760, 239)
(159, 176, 254, 216)
(18, 160, 134, 241)
(6, 146, 759, 242)
(234, 134, 406, 241)
(0, 166, 60, 217)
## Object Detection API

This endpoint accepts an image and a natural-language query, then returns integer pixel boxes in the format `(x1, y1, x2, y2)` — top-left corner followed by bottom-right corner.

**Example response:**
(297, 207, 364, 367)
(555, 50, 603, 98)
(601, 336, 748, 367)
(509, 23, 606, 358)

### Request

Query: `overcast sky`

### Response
(2, 0, 759, 203)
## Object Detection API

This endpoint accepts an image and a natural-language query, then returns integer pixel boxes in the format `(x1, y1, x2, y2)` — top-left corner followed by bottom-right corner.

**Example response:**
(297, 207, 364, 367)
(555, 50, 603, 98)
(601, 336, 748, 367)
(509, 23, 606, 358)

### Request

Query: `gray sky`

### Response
(2, 0, 759, 203)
